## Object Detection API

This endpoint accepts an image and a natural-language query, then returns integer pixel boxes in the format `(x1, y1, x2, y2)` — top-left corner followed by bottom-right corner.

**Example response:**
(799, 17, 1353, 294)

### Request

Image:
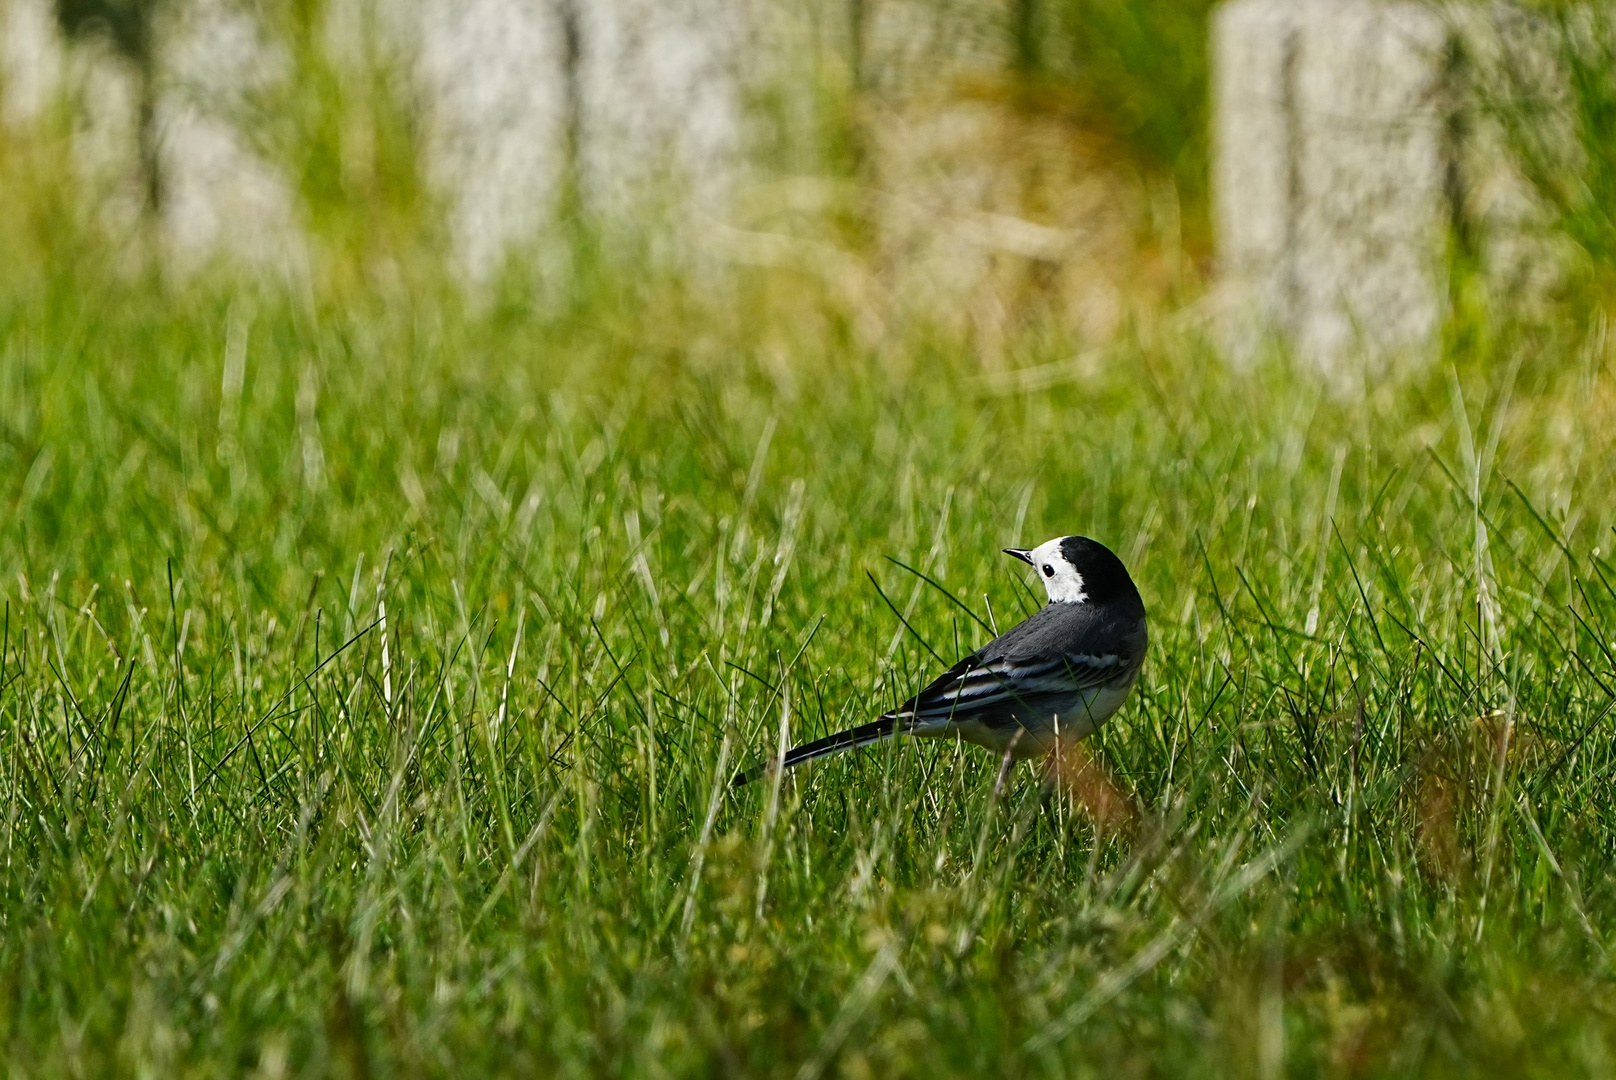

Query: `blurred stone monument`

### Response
(0, 0, 745, 281)
(0, 0, 305, 274)
(1213, 0, 1452, 372)
(408, 0, 744, 281)
(1212, 0, 1554, 375)
(158, 0, 307, 275)
(4, 0, 1193, 347)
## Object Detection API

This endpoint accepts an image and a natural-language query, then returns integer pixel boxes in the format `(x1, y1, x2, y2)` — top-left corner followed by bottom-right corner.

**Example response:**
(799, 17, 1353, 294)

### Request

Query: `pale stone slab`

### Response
(0, 0, 303, 275)
(2, 0, 748, 282)
(409, 0, 572, 282)
(576, 0, 743, 222)
(158, 0, 304, 276)
(408, 0, 746, 281)
(0, 0, 60, 127)
(1213, 0, 1451, 373)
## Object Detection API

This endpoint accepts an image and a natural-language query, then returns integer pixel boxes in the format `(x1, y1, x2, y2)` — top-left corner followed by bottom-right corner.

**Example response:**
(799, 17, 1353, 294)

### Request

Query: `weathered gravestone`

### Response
(408, 0, 745, 281)
(0, 0, 747, 281)
(1213, 0, 1451, 371)
(0, 0, 303, 274)
(1212, 0, 1558, 375)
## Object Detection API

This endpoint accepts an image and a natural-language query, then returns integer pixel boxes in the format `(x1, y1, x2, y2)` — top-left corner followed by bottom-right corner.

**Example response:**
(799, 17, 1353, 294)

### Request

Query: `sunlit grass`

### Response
(0, 238, 1613, 1076)
(2, 3, 1615, 1068)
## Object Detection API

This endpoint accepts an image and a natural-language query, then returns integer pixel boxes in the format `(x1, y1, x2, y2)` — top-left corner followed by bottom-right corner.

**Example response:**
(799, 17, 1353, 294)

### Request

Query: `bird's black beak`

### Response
(1002, 547, 1034, 565)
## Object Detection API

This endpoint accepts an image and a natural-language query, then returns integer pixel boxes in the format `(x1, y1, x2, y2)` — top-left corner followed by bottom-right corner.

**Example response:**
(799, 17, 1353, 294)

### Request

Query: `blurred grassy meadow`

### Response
(5, 1, 1616, 1076)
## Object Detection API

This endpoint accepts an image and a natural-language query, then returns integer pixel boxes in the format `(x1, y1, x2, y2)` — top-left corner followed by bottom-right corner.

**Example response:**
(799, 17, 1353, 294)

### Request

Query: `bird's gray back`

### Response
(978, 597, 1147, 674)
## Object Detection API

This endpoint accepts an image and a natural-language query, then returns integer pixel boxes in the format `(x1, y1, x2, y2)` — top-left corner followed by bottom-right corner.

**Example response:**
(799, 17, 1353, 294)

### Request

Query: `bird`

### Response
(734, 535, 1147, 789)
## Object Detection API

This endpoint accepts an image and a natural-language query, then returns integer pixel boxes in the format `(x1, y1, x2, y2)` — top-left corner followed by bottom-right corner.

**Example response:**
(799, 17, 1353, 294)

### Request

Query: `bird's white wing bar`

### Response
(896, 652, 1123, 721)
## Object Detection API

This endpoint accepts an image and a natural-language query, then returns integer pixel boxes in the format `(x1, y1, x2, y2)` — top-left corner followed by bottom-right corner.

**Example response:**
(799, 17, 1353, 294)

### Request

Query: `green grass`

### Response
(1, 245, 1615, 1077)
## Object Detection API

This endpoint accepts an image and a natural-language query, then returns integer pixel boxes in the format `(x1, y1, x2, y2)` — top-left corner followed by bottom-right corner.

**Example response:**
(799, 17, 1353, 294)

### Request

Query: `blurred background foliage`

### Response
(1010, 0, 1215, 248)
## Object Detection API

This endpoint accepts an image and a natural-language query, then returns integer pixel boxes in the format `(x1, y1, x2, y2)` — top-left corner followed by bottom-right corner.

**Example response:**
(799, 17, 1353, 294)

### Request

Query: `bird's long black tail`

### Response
(731, 715, 905, 787)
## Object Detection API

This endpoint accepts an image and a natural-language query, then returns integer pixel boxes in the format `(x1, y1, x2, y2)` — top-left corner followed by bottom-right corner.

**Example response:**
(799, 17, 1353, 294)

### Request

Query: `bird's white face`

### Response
(1023, 537, 1087, 604)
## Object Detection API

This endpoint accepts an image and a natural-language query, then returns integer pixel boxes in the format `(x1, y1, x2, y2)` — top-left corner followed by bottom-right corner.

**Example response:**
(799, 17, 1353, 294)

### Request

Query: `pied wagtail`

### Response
(735, 535, 1147, 786)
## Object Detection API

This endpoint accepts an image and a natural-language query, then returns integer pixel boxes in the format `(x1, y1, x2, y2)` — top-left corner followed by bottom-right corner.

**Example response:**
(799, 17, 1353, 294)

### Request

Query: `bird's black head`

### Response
(1005, 535, 1142, 608)
(1056, 536, 1140, 606)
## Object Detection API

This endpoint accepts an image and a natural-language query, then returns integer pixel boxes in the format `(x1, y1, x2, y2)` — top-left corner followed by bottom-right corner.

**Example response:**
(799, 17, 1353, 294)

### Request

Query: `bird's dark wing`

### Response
(886, 648, 1127, 724)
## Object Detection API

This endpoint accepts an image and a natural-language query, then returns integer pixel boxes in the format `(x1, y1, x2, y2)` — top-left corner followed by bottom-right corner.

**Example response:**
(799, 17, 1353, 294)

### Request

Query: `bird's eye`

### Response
(1042, 564, 1055, 578)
